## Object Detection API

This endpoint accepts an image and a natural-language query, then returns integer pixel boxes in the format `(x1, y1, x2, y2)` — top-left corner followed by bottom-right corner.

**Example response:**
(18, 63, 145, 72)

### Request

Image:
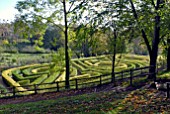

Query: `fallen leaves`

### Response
(116, 88, 170, 113)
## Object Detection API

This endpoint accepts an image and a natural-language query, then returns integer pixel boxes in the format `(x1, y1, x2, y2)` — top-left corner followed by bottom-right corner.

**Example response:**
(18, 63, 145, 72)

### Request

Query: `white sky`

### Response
(0, 0, 22, 22)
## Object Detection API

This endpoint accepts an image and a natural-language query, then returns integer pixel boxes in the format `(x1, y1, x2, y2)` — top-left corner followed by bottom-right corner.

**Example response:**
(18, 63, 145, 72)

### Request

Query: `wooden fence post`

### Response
(167, 83, 169, 98)
(34, 84, 37, 94)
(13, 86, 15, 97)
(140, 68, 143, 74)
(75, 79, 78, 90)
(130, 69, 133, 86)
(56, 82, 59, 92)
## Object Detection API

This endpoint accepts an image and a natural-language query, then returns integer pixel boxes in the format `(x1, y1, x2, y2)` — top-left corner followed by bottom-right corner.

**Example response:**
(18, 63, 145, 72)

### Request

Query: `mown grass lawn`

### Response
(1, 77, 169, 113)
(0, 89, 131, 114)
(0, 85, 169, 114)
(0, 53, 167, 113)
(1, 83, 170, 114)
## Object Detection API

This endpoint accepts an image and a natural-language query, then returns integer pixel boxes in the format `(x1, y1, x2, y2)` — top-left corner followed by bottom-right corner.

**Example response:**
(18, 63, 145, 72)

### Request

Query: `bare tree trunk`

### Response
(129, 0, 152, 55)
(63, 0, 70, 89)
(148, 2, 161, 79)
(111, 29, 117, 86)
(82, 35, 90, 57)
(129, 0, 161, 80)
(167, 39, 170, 71)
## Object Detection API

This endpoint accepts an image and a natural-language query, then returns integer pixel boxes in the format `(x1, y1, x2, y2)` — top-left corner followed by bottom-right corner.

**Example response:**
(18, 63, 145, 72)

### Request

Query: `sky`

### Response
(0, 0, 22, 22)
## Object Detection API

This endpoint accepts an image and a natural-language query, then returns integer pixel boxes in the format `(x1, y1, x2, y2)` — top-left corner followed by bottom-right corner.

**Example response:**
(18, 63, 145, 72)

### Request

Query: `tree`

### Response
(105, 27, 117, 85)
(161, 36, 170, 71)
(82, 0, 129, 85)
(167, 39, 170, 70)
(15, 0, 88, 88)
(86, 0, 170, 81)
(43, 25, 64, 51)
(128, 0, 170, 80)
(73, 24, 100, 57)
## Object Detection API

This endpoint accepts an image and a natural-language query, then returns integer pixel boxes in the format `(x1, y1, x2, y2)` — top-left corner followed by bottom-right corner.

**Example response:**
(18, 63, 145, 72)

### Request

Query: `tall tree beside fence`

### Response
(15, 0, 88, 88)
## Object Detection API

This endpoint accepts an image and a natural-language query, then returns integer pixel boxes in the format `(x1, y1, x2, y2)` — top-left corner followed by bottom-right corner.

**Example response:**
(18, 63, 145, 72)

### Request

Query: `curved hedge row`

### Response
(2, 54, 149, 93)
(2, 64, 45, 93)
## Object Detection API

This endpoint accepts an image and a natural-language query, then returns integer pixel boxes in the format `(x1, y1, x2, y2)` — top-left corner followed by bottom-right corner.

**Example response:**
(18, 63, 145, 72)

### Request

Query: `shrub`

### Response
(76, 60, 89, 68)
(55, 71, 66, 82)
(72, 61, 85, 71)
(70, 74, 90, 80)
(17, 80, 30, 86)
(84, 60, 93, 66)
(43, 71, 60, 83)
(70, 67, 77, 76)
(2, 64, 43, 92)
(12, 71, 24, 81)
(31, 74, 48, 85)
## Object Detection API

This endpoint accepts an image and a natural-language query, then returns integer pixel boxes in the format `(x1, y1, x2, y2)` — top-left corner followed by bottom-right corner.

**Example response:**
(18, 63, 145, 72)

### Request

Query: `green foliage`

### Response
(43, 25, 64, 50)
(50, 47, 65, 74)
(0, 87, 130, 113)
(2, 54, 150, 94)
(12, 71, 24, 81)
(31, 74, 48, 85)
(17, 79, 30, 86)
(43, 71, 60, 83)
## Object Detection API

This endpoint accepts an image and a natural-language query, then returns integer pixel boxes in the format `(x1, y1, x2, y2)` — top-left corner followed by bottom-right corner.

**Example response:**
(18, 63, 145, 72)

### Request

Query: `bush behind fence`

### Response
(0, 66, 154, 99)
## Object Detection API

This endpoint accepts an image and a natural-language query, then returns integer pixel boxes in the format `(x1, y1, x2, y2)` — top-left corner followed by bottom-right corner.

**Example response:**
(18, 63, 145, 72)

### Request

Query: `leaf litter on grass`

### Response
(111, 87, 170, 113)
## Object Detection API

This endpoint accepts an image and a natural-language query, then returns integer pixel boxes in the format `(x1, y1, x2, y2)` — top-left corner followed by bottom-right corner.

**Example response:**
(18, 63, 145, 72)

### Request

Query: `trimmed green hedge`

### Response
(55, 71, 66, 82)
(12, 71, 24, 81)
(70, 67, 77, 76)
(31, 74, 48, 85)
(43, 71, 60, 83)
(17, 80, 30, 86)
(76, 60, 89, 68)
(70, 74, 90, 80)
(2, 54, 150, 95)
(72, 61, 85, 71)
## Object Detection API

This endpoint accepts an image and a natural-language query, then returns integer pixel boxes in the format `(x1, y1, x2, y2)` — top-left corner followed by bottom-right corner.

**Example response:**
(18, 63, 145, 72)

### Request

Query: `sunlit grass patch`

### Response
(0, 89, 131, 113)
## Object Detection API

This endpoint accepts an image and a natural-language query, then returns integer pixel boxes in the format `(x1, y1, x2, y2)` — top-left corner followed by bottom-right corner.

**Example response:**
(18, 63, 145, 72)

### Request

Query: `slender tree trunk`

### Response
(167, 39, 170, 71)
(129, 0, 161, 80)
(148, 0, 162, 79)
(82, 35, 90, 57)
(111, 29, 117, 86)
(148, 15, 160, 80)
(63, 0, 70, 89)
(84, 38, 90, 57)
(129, 0, 152, 55)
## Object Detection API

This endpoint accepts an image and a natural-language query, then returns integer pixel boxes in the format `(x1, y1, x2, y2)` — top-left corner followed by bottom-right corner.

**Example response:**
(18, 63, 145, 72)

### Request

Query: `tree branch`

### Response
(129, 0, 138, 19)
(160, 32, 169, 40)
(37, 15, 64, 33)
(129, 0, 152, 55)
(151, 0, 156, 9)
(68, 1, 75, 13)
(68, 0, 86, 14)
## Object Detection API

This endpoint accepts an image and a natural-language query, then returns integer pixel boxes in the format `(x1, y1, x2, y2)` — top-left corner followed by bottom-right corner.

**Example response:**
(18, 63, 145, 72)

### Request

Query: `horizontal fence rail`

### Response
(0, 66, 155, 99)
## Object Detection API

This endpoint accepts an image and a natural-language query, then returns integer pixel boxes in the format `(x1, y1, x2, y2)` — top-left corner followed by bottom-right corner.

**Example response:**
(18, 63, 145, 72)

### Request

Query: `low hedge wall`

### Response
(72, 61, 85, 71)
(31, 74, 48, 85)
(55, 71, 66, 82)
(2, 63, 48, 92)
(43, 71, 60, 83)
(17, 79, 30, 86)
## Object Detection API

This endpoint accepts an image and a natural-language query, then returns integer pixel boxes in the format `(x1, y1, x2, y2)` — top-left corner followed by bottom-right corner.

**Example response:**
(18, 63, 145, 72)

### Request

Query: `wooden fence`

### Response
(0, 66, 155, 99)
(165, 83, 170, 98)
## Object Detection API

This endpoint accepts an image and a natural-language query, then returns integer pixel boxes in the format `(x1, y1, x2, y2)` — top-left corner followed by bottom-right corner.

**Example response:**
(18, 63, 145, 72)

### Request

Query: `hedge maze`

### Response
(2, 54, 150, 95)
